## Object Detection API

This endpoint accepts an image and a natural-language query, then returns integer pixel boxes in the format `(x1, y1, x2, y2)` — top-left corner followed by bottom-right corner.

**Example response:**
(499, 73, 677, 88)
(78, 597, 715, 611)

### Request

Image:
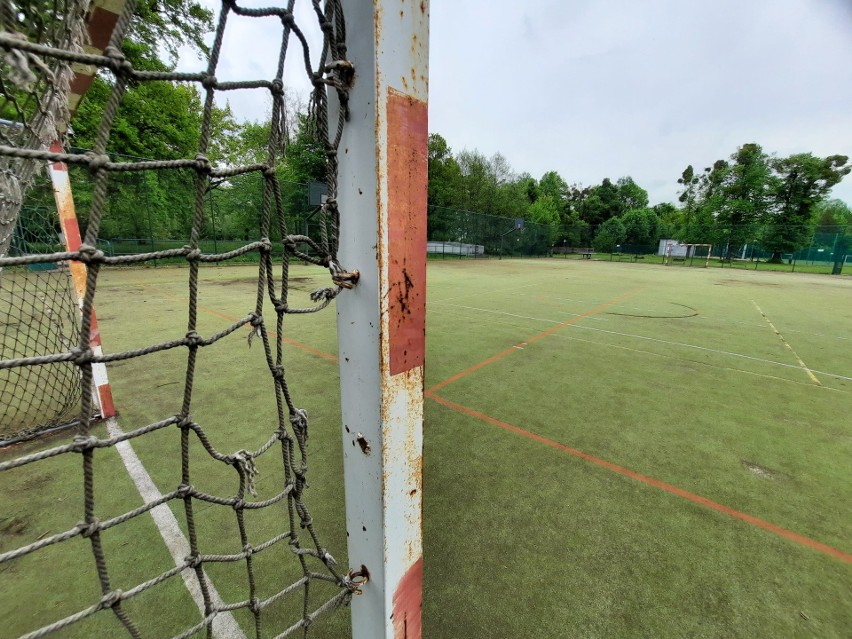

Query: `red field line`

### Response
(132, 280, 338, 362)
(427, 392, 852, 565)
(427, 286, 644, 394)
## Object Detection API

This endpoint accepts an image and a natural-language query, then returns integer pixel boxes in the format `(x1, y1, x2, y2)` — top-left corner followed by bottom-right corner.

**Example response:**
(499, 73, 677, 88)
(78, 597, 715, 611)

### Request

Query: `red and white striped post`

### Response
(44, 0, 126, 420)
(48, 141, 116, 420)
(334, 2, 429, 637)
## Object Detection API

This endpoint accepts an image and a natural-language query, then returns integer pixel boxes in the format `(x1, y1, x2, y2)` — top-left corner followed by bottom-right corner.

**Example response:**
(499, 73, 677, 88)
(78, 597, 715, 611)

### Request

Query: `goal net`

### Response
(664, 242, 713, 267)
(1, 204, 82, 440)
(0, 0, 379, 637)
(0, 0, 90, 440)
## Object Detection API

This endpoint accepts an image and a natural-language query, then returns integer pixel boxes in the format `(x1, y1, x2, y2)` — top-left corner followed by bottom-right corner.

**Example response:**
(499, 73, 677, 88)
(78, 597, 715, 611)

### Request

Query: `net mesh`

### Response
(0, 0, 361, 637)
(1, 205, 82, 439)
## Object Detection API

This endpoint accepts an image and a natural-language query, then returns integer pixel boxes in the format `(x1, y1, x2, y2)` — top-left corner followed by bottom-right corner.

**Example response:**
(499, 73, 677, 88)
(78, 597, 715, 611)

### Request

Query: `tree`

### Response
(580, 178, 622, 225)
(427, 134, 462, 207)
(813, 199, 851, 231)
(616, 176, 649, 211)
(677, 165, 700, 227)
(593, 216, 626, 252)
(130, 0, 214, 64)
(717, 143, 774, 250)
(764, 153, 850, 261)
(621, 208, 659, 247)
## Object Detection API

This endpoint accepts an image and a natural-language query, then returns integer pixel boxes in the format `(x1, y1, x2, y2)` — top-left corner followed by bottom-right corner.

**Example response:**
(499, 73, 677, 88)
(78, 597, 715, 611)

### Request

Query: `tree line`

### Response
(429, 134, 850, 262)
(18, 0, 849, 263)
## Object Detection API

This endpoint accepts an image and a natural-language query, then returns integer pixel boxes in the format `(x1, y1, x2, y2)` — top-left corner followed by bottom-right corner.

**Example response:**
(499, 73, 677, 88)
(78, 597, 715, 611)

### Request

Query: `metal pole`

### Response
(333, 3, 426, 637)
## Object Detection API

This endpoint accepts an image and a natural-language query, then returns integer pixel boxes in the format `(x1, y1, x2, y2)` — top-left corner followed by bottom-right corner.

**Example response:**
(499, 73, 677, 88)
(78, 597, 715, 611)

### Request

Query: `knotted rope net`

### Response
(0, 1, 361, 637)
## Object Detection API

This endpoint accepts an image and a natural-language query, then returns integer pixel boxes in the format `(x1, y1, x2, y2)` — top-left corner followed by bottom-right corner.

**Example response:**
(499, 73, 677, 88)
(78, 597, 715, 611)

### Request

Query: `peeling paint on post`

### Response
(334, 2, 428, 638)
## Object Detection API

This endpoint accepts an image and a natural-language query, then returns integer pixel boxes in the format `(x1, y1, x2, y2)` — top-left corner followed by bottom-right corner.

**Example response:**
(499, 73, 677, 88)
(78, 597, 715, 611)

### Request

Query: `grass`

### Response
(1, 259, 851, 638)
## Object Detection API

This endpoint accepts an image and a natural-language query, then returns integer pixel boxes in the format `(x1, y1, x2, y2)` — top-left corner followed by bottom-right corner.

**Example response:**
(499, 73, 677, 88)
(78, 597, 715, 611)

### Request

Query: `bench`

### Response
(580, 251, 592, 259)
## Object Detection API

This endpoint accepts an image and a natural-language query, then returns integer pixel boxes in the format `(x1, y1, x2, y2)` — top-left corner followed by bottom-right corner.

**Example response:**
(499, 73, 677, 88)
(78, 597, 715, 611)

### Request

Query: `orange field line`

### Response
(426, 392, 852, 565)
(427, 286, 644, 394)
(132, 280, 338, 362)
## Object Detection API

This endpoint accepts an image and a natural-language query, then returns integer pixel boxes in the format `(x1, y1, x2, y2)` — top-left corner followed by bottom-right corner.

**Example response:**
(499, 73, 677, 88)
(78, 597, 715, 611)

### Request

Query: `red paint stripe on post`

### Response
(392, 557, 422, 639)
(97, 383, 116, 418)
(86, 5, 121, 50)
(426, 393, 852, 564)
(386, 89, 428, 376)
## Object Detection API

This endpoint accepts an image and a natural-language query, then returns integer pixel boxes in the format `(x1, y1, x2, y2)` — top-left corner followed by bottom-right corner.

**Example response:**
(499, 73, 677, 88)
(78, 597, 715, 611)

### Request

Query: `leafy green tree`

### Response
(677, 165, 700, 227)
(538, 171, 569, 203)
(718, 144, 774, 250)
(593, 216, 626, 252)
(763, 153, 850, 261)
(621, 208, 659, 247)
(690, 160, 729, 244)
(427, 134, 463, 207)
(616, 177, 649, 211)
(580, 178, 621, 225)
(813, 199, 851, 231)
(130, 0, 214, 63)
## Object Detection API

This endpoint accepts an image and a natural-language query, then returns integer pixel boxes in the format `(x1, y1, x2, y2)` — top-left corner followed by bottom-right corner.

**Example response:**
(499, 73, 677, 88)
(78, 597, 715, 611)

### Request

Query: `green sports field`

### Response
(2, 259, 851, 638)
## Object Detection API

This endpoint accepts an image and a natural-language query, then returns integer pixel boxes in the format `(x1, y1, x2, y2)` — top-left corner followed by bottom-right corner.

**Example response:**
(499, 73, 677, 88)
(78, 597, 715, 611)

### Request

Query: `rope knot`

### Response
(290, 408, 308, 437)
(262, 164, 277, 178)
(270, 78, 284, 96)
(272, 364, 285, 381)
(185, 553, 202, 569)
(249, 596, 261, 614)
(200, 74, 218, 90)
(75, 244, 104, 266)
(100, 589, 123, 609)
(273, 300, 287, 314)
(83, 152, 108, 175)
(103, 45, 132, 75)
(247, 316, 263, 347)
(243, 543, 254, 558)
(259, 237, 272, 252)
(185, 331, 203, 348)
(70, 346, 93, 366)
(184, 246, 202, 261)
(77, 518, 101, 538)
(176, 414, 193, 429)
(72, 434, 98, 452)
(233, 449, 259, 497)
(194, 153, 212, 174)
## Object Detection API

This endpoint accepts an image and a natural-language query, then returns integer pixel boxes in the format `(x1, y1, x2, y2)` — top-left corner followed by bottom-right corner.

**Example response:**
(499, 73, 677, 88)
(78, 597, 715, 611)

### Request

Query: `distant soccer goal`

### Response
(0, 2, 426, 639)
(662, 241, 713, 267)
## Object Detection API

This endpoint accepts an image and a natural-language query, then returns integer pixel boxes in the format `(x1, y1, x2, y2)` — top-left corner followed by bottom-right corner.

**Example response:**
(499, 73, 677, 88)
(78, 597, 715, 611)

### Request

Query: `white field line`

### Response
(439, 306, 845, 392)
(438, 302, 852, 383)
(751, 300, 821, 386)
(106, 418, 246, 639)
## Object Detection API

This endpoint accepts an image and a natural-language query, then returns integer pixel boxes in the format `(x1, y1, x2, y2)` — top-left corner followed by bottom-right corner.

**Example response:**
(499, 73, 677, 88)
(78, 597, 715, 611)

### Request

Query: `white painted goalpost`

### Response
(334, 2, 428, 637)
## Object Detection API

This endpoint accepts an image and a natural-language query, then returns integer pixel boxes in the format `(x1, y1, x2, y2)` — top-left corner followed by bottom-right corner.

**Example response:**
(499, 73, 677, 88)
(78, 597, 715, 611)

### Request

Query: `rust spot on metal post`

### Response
(355, 433, 371, 455)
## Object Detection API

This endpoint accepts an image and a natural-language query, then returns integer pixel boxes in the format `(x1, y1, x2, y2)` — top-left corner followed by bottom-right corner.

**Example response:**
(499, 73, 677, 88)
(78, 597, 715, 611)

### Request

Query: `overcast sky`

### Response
(179, 0, 852, 206)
